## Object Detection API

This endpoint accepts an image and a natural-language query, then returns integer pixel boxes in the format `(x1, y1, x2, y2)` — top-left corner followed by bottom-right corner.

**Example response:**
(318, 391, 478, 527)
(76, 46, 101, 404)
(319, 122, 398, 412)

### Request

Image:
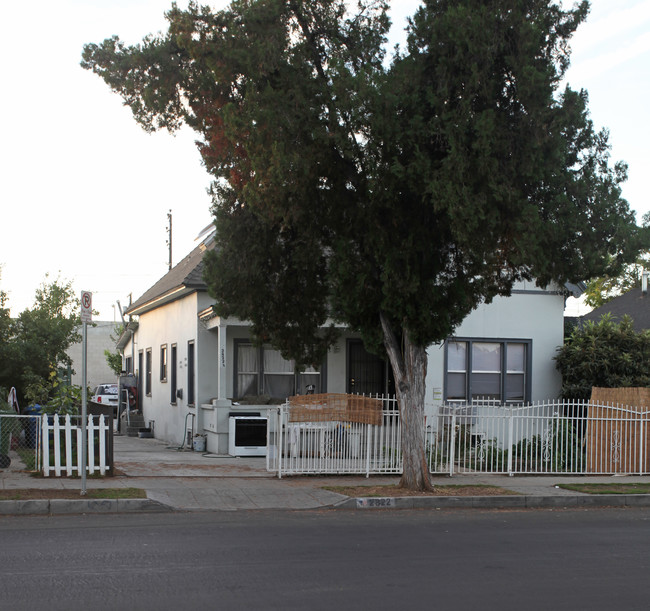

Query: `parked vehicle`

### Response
(91, 383, 118, 413)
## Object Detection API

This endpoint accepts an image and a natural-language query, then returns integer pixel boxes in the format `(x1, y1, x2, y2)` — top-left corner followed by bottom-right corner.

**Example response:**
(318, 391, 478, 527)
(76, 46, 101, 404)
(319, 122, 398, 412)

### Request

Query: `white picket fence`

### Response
(267, 397, 650, 477)
(41, 414, 109, 477)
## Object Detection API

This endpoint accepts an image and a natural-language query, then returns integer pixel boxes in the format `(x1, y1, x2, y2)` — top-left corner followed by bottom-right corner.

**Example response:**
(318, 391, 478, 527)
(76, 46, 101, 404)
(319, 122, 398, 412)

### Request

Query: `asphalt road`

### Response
(1, 507, 649, 610)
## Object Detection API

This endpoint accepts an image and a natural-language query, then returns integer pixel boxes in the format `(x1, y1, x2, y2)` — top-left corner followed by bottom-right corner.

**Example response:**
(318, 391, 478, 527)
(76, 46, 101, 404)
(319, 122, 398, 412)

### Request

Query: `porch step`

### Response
(124, 412, 146, 437)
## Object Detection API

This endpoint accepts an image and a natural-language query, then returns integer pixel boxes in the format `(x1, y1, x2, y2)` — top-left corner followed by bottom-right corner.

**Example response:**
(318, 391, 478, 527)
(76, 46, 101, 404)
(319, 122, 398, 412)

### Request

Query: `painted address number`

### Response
(356, 497, 396, 508)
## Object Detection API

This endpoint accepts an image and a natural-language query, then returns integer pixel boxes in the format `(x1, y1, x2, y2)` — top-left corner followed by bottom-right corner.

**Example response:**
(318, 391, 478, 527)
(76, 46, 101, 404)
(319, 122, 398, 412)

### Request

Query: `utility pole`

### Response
(166, 210, 172, 271)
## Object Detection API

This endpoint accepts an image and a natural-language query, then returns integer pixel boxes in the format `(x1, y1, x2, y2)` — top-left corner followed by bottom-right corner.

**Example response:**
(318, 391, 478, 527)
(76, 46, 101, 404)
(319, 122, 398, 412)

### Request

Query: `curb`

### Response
(2, 494, 650, 515)
(0, 498, 173, 516)
(334, 494, 650, 510)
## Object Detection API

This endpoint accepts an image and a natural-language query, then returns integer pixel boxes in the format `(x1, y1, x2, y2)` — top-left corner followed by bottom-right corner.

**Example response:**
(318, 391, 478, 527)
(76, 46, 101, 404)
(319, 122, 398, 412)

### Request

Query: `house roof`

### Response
(125, 235, 214, 316)
(580, 287, 650, 332)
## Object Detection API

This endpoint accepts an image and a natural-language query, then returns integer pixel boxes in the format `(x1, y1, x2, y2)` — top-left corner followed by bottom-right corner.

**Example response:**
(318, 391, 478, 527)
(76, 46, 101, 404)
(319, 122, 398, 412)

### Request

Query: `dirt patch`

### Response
(323, 484, 519, 497)
(114, 462, 258, 475)
(558, 483, 650, 495)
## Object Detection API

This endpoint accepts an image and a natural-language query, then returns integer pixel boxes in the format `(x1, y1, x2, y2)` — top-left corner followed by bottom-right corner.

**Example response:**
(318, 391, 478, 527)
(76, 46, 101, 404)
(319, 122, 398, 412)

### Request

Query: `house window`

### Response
(160, 344, 168, 382)
(138, 350, 144, 403)
(234, 340, 324, 401)
(445, 339, 530, 404)
(170, 344, 177, 404)
(145, 348, 152, 396)
(187, 340, 195, 405)
(124, 356, 133, 375)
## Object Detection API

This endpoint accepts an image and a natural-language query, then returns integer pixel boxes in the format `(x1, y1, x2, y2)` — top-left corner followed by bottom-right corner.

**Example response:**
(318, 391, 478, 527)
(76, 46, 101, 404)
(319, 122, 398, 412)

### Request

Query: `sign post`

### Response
(80, 291, 92, 496)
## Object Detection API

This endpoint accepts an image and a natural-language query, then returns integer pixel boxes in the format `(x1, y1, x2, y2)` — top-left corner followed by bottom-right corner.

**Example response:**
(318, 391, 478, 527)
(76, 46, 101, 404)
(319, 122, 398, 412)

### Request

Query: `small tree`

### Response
(1, 277, 81, 406)
(555, 314, 650, 400)
(105, 323, 126, 376)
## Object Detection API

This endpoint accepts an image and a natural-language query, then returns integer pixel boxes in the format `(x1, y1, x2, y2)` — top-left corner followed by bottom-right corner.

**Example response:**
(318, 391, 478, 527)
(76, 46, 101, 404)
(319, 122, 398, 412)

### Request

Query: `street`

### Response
(1, 507, 649, 610)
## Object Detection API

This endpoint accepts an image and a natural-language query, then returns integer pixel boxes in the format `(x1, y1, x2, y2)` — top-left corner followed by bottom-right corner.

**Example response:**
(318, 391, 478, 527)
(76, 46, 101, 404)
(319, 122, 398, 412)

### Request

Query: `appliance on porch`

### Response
(228, 412, 268, 456)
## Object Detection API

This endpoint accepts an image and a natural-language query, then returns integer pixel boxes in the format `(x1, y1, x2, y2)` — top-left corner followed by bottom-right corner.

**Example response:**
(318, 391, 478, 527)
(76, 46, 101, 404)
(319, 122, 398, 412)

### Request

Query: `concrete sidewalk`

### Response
(2, 434, 650, 514)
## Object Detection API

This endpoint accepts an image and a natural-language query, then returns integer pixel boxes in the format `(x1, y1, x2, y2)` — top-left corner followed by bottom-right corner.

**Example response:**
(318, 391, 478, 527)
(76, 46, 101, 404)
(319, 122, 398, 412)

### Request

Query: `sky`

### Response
(1, 1, 649, 322)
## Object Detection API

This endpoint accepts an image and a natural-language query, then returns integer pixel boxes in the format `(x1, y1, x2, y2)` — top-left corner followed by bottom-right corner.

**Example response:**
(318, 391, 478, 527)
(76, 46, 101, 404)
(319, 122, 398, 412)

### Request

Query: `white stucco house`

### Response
(117, 231, 579, 454)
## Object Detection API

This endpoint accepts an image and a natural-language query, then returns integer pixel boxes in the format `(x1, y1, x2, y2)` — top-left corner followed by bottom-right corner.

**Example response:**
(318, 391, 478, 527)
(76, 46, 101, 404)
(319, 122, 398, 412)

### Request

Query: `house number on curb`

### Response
(357, 497, 396, 508)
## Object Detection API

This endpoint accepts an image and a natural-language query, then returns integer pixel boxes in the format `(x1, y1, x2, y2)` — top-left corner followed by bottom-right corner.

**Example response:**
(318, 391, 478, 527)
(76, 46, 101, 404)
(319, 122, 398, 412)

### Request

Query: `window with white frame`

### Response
(445, 339, 529, 404)
(170, 344, 177, 404)
(187, 340, 195, 405)
(234, 341, 324, 402)
(145, 348, 152, 396)
(160, 344, 168, 382)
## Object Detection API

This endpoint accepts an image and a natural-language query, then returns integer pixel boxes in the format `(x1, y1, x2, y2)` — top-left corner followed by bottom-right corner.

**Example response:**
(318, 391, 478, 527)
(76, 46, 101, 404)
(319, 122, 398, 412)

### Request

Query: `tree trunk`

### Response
(381, 314, 433, 491)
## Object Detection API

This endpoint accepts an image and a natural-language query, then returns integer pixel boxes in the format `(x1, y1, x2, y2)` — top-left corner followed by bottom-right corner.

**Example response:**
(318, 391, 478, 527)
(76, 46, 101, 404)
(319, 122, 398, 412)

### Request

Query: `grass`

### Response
(0, 487, 146, 501)
(557, 483, 650, 495)
(15, 447, 37, 470)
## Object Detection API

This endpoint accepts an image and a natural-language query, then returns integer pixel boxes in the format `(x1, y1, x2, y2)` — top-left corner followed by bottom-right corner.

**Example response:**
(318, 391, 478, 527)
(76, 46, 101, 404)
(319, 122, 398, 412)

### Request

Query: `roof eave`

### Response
(126, 286, 203, 316)
(116, 321, 139, 350)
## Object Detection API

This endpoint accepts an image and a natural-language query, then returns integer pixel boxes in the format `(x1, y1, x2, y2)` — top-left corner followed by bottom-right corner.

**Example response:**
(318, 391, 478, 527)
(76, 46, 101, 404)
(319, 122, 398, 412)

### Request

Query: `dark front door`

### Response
(347, 339, 394, 395)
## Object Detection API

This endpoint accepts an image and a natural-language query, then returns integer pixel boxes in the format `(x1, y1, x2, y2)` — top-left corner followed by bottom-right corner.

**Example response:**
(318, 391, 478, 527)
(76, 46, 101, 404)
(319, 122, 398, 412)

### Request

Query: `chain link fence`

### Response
(0, 414, 41, 473)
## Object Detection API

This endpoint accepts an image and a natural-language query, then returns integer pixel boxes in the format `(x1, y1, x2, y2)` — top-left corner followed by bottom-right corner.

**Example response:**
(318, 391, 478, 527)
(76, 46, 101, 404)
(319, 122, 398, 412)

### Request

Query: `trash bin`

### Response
(23, 404, 42, 449)
(193, 434, 206, 452)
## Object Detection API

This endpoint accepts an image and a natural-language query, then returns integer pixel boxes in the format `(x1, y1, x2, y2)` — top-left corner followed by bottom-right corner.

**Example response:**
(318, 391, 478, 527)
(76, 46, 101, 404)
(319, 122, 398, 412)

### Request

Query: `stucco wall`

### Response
(425, 282, 565, 409)
(67, 321, 118, 390)
(125, 292, 219, 445)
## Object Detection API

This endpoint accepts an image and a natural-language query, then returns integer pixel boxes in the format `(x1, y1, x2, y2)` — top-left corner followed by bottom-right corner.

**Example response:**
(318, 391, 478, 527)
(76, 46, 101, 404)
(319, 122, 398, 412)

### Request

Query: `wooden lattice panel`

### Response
(288, 393, 384, 426)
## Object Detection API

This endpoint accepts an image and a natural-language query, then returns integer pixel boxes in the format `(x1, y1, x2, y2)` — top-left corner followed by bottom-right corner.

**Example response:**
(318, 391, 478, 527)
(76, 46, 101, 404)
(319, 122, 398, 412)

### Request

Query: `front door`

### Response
(346, 339, 394, 395)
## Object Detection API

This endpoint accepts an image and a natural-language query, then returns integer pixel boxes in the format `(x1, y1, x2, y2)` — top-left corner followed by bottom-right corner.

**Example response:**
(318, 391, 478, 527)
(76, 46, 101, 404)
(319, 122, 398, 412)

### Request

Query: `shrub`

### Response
(555, 314, 650, 400)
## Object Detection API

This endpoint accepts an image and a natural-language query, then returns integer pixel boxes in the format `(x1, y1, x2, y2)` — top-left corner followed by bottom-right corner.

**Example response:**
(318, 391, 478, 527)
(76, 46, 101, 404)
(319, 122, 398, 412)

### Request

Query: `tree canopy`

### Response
(82, 0, 646, 489)
(0, 277, 81, 407)
(583, 212, 650, 308)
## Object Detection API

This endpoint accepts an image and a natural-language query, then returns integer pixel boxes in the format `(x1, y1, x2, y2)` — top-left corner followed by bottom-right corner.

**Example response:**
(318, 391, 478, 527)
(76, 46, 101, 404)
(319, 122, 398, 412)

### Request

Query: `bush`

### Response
(42, 384, 84, 415)
(555, 314, 650, 400)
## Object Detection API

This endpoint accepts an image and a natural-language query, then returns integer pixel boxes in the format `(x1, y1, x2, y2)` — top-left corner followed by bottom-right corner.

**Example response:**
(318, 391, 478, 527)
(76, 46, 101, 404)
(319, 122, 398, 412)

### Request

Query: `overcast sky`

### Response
(1, 0, 648, 321)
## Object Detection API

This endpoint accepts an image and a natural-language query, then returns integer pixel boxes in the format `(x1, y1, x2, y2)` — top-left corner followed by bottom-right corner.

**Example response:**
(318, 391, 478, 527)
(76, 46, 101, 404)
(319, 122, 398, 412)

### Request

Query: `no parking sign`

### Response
(81, 291, 92, 323)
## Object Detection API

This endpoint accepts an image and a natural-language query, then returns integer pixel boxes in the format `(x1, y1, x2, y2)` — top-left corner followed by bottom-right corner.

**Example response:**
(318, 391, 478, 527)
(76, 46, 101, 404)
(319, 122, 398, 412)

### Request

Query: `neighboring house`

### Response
(118, 231, 577, 454)
(66, 321, 118, 390)
(580, 282, 650, 332)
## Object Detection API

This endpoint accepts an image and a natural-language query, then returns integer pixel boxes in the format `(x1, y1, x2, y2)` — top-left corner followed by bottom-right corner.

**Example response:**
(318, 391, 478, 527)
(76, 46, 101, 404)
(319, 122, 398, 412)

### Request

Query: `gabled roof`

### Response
(580, 287, 650, 332)
(125, 236, 214, 316)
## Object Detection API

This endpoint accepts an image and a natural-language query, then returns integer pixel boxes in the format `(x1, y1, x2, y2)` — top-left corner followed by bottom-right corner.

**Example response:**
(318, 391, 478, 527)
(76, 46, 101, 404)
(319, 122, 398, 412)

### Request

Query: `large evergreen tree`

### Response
(82, 0, 645, 490)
